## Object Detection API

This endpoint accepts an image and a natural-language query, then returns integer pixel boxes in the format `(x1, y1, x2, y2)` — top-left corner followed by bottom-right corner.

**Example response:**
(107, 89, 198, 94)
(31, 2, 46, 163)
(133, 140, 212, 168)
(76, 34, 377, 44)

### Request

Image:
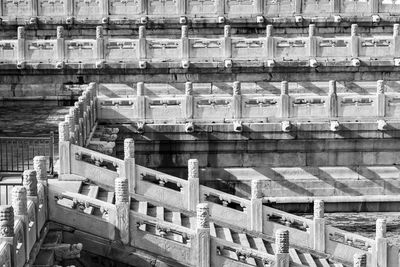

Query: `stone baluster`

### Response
(181, 26, 189, 61)
(377, 80, 386, 117)
(65, 114, 75, 144)
(59, 122, 71, 176)
(23, 170, 39, 238)
(138, 26, 146, 60)
(88, 82, 98, 124)
(354, 253, 367, 267)
(74, 102, 84, 146)
(309, 24, 317, 58)
(232, 81, 242, 120)
(279, 81, 290, 118)
(351, 24, 359, 58)
(0, 206, 16, 266)
(114, 177, 130, 245)
(11, 187, 29, 262)
(124, 138, 136, 194)
(82, 93, 91, 139)
(17, 26, 25, 69)
(374, 218, 387, 267)
(313, 200, 325, 252)
(83, 90, 92, 132)
(77, 97, 87, 145)
(393, 24, 400, 58)
(70, 106, 80, 145)
(56, 26, 64, 65)
(33, 156, 47, 185)
(276, 229, 289, 267)
(188, 159, 200, 212)
(136, 82, 146, 120)
(224, 25, 232, 59)
(328, 80, 338, 118)
(196, 203, 210, 267)
(250, 180, 263, 232)
(184, 82, 194, 120)
(266, 25, 274, 59)
(96, 26, 105, 68)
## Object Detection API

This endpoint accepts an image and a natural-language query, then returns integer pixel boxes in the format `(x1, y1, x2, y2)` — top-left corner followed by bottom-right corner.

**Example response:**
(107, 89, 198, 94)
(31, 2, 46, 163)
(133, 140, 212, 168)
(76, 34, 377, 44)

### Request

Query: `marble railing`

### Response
(5, 24, 400, 70)
(1, 0, 400, 23)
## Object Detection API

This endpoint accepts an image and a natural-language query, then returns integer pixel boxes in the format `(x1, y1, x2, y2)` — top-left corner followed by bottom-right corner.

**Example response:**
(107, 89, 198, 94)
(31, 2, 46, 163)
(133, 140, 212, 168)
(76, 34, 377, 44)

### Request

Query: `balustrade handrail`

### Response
(72, 144, 124, 168)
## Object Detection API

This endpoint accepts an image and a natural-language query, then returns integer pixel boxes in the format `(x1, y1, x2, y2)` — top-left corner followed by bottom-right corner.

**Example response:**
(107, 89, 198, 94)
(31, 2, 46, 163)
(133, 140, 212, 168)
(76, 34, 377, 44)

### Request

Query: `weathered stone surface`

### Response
(0, 206, 14, 238)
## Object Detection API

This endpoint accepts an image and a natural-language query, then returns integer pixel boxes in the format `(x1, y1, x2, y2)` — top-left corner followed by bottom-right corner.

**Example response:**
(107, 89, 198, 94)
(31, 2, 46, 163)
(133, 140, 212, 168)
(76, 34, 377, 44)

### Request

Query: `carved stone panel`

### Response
(38, 0, 66, 16)
(26, 41, 56, 62)
(225, 0, 256, 14)
(265, 0, 296, 16)
(302, 0, 332, 15)
(341, 0, 369, 14)
(380, 0, 400, 13)
(109, 0, 144, 15)
(148, 0, 178, 15)
(74, 0, 101, 18)
(187, 0, 218, 15)
(105, 40, 137, 61)
(65, 40, 96, 62)
(0, 42, 17, 63)
(3, 0, 32, 17)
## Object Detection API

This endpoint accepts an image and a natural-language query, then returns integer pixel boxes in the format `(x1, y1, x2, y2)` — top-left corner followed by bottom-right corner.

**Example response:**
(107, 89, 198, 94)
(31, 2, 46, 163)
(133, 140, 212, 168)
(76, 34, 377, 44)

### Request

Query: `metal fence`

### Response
(0, 132, 55, 174)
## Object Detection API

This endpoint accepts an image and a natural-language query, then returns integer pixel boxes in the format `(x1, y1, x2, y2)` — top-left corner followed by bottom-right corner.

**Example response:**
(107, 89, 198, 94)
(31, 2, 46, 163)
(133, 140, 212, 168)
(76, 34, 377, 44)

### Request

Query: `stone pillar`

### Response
(354, 253, 367, 267)
(279, 81, 290, 118)
(188, 159, 200, 212)
(232, 81, 242, 120)
(96, 26, 104, 62)
(0, 206, 16, 266)
(65, 114, 75, 144)
(78, 97, 87, 144)
(33, 156, 47, 185)
(17, 26, 25, 67)
(375, 218, 387, 267)
(23, 170, 39, 238)
(136, 82, 146, 120)
(11, 186, 29, 262)
(70, 106, 80, 145)
(328, 80, 338, 118)
(266, 25, 274, 59)
(56, 26, 64, 62)
(184, 82, 194, 119)
(394, 24, 400, 58)
(250, 180, 263, 232)
(275, 229, 290, 267)
(309, 24, 317, 58)
(313, 200, 325, 252)
(59, 121, 71, 176)
(224, 25, 232, 59)
(196, 203, 210, 267)
(181, 26, 189, 61)
(74, 102, 84, 146)
(115, 177, 130, 245)
(138, 26, 146, 60)
(351, 24, 359, 58)
(124, 138, 136, 194)
(377, 80, 385, 117)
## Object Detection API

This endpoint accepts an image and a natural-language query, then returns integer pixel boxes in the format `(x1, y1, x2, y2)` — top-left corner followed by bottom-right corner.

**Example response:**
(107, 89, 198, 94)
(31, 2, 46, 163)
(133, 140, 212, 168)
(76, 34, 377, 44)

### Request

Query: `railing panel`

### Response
(388, 244, 400, 267)
(189, 38, 224, 59)
(65, 40, 96, 62)
(264, 0, 296, 16)
(37, 183, 46, 231)
(73, 0, 102, 18)
(274, 37, 309, 60)
(316, 38, 351, 58)
(148, 0, 179, 15)
(3, 0, 33, 17)
(337, 94, 378, 117)
(290, 95, 329, 118)
(187, 0, 218, 15)
(145, 96, 184, 121)
(108, 0, 144, 16)
(341, 0, 370, 14)
(0, 242, 11, 267)
(0, 41, 17, 63)
(14, 219, 26, 267)
(225, 0, 259, 15)
(38, 0, 66, 17)
(231, 38, 266, 59)
(146, 39, 181, 61)
(97, 97, 137, 121)
(302, 0, 333, 15)
(26, 40, 57, 62)
(105, 39, 138, 61)
(27, 200, 37, 254)
(241, 95, 280, 119)
(386, 94, 400, 117)
(379, 0, 400, 13)
(359, 37, 393, 58)
(194, 96, 234, 122)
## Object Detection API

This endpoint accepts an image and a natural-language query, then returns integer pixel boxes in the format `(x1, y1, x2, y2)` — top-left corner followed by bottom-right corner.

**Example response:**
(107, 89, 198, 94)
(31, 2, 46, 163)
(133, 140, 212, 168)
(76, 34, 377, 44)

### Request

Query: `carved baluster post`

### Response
(115, 177, 130, 245)
(377, 80, 386, 117)
(196, 203, 210, 267)
(279, 81, 290, 118)
(88, 82, 98, 124)
(96, 26, 104, 67)
(309, 24, 317, 58)
(138, 26, 146, 60)
(78, 97, 86, 145)
(232, 81, 242, 120)
(328, 80, 338, 118)
(181, 25, 189, 62)
(71, 105, 81, 145)
(65, 114, 75, 144)
(224, 25, 232, 59)
(23, 170, 39, 237)
(17, 26, 25, 68)
(56, 26, 65, 65)
(250, 180, 263, 232)
(124, 138, 136, 194)
(275, 229, 289, 267)
(0, 206, 16, 266)
(11, 187, 29, 262)
(351, 24, 359, 58)
(313, 200, 325, 252)
(136, 82, 146, 120)
(393, 24, 400, 58)
(59, 121, 71, 176)
(184, 82, 194, 120)
(83, 89, 92, 131)
(354, 253, 367, 267)
(34, 155, 48, 219)
(374, 218, 387, 267)
(188, 159, 199, 212)
(83, 92, 91, 139)
(266, 25, 274, 60)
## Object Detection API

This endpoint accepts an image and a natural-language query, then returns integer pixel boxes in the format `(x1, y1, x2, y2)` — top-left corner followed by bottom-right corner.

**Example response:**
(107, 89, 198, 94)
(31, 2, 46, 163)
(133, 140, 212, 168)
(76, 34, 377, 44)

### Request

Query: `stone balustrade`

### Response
(0, 0, 399, 24)
(4, 24, 400, 70)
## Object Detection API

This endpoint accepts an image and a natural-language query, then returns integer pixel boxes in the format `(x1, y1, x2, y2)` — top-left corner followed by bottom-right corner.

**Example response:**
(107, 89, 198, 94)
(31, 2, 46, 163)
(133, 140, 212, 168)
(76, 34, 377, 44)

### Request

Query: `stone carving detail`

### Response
(224, 25, 231, 38)
(59, 121, 70, 142)
(12, 186, 27, 216)
(376, 218, 386, 238)
(17, 26, 25, 39)
(351, 24, 358, 36)
(188, 159, 199, 179)
(115, 177, 129, 204)
(185, 82, 193, 95)
(266, 25, 273, 37)
(56, 26, 64, 39)
(353, 253, 367, 267)
(181, 25, 188, 38)
(197, 203, 209, 229)
(314, 200, 324, 219)
(281, 81, 288, 95)
(139, 26, 146, 38)
(96, 26, 103, 39)
(23, 170, 38, 196)
(44, 243, 83, 261)
(233, 81, 241, 95)
(329, 80, 337, 95)
(251, 180, 263, 199)
(124, 138, 135, 159)
(377, 80, 385, 94)
(0, 206, 14, 238)
(34, 156, 47, 182)
(275, 229, 289, 253)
